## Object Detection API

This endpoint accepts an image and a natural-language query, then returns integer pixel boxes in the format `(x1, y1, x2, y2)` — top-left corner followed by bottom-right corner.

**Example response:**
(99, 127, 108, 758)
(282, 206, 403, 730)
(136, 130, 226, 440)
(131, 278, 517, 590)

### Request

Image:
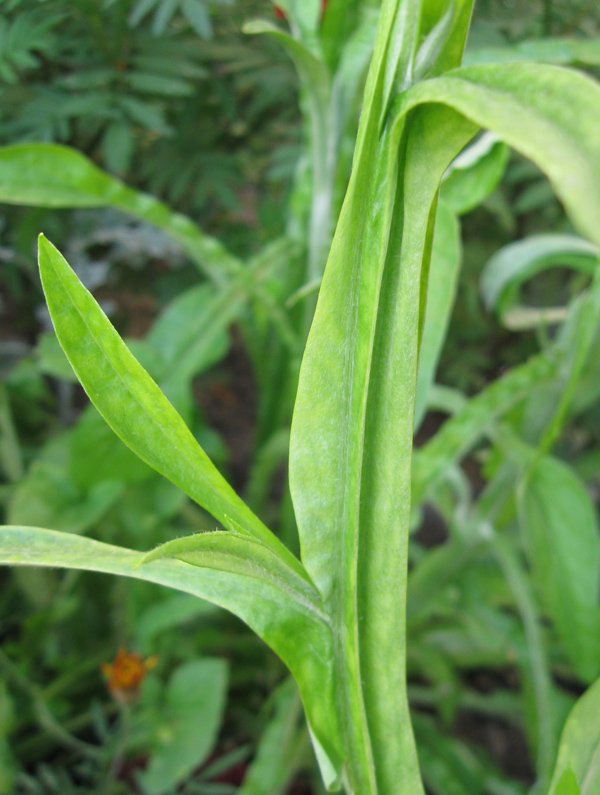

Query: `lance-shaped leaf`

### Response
(0, 143, 240, 281)
(37, 235, 309, 586)
(548, 676, 600, 795)
(0, 525, 342, 784)
(518, 457, 600, 683)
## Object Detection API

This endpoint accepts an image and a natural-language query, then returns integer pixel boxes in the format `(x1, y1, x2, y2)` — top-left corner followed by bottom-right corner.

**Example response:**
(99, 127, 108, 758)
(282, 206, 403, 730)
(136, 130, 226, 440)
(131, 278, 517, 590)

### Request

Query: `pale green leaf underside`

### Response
(392, 63, 600, 249)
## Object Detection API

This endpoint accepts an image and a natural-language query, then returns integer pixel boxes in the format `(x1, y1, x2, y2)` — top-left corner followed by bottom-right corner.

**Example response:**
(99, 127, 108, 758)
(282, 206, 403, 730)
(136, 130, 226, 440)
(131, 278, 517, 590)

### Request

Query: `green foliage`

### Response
(1, 1, 600, 794)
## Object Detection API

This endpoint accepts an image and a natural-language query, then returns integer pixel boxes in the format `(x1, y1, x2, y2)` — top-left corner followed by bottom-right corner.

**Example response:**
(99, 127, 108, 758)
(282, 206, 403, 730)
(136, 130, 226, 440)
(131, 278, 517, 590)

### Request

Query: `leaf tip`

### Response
(136, 548, 161, 569)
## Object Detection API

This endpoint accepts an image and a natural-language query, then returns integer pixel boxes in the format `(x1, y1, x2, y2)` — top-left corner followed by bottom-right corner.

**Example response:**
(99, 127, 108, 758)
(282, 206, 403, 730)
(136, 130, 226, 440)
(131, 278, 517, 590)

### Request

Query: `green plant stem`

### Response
(483, 525, 557, 793)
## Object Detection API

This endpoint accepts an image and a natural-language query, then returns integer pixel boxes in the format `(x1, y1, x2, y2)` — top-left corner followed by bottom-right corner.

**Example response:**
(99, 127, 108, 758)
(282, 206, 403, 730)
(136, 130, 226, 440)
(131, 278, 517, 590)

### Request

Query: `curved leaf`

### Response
(441, 132, 509, 215)
(481, 234, 599, 318)
(392, 63, 600, 249)
(139, 530, 321, 613)
(0, 525, 343, 783)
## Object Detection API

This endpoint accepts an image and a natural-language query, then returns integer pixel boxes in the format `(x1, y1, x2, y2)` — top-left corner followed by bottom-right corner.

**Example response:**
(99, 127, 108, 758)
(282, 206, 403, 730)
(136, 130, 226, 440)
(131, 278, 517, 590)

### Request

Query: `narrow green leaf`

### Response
(548, 677, 600, 795)
(37, 235, 307, 584)
(139, 530, 321, 613)
(320, 0, 362, 71)
(0, 525, 343, 782)
(464, 38, 600, 68)
(518, 457, 600, 683)
(416, 0, 476, 77)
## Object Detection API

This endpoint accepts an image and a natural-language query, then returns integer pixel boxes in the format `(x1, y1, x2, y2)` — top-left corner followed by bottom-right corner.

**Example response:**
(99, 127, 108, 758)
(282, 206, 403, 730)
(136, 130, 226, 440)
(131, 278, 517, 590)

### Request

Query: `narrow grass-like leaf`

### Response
(0, 525, 343, 783)
(548, 677, 600, 795)
(37, 235, 308, 584)
(464, 38, 600, 68)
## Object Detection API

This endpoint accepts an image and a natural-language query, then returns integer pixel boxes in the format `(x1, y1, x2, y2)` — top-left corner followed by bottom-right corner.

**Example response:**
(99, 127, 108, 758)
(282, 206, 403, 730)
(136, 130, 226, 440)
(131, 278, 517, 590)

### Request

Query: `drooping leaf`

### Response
(0, 144, 240, 280)
(0, 525, 343, 782)
(392, 64, 600, 249)
(480, 234, 599, 318)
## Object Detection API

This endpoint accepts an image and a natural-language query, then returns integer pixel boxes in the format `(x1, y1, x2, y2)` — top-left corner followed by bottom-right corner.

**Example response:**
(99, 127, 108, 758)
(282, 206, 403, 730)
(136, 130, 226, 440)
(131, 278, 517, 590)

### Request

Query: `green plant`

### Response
(2, 0, 600, 792)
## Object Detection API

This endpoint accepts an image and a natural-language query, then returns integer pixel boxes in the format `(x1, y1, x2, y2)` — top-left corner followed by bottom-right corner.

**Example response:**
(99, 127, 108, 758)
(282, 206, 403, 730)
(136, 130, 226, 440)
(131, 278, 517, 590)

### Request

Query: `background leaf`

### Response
(518, 457, 600, 683)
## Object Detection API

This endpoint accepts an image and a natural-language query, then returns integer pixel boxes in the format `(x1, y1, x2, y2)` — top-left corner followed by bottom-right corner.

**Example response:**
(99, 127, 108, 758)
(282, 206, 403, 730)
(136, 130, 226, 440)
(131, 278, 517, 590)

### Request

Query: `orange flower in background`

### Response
(102, 647, 158, 705)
